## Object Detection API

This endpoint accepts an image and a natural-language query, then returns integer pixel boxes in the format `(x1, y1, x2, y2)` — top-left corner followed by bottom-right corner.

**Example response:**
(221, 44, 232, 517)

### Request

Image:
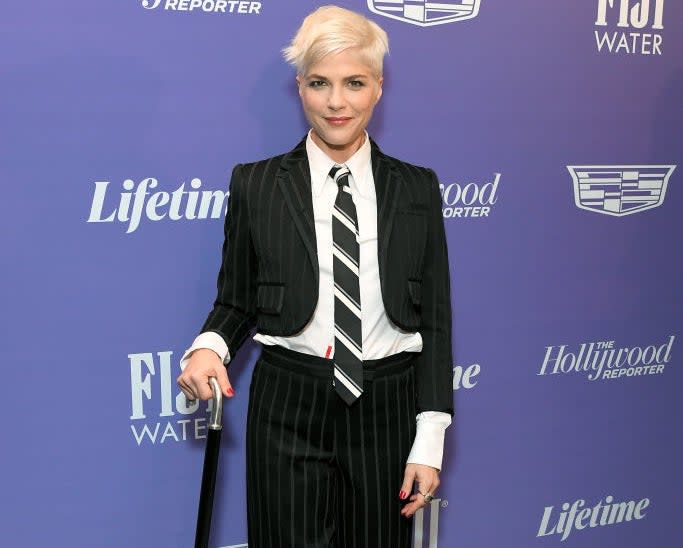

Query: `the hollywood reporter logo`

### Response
(141, 0, 262, 14)
(539, 336, 675, 381)
(439, 173, 500, 219)
(595, 0, 665, 55)
(129, 351, 214, 445)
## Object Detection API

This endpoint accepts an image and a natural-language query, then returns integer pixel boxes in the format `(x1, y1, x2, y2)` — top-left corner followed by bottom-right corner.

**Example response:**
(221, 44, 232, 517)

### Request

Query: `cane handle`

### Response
(208, 377, 223, 431)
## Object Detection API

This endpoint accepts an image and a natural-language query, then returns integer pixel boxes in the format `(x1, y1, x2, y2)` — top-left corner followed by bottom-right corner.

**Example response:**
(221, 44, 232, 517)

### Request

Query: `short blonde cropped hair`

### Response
(283, 5, 389, 77)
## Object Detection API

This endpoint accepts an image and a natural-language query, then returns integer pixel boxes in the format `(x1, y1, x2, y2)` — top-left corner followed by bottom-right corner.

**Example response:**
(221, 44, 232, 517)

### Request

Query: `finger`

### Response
(400, 498, 421, 517)
(401, 494, 427, 518)
(193, 373, 214, 400)
(417, 478, 437, 498)
(414, 467, 439, 497)
(399, 467, 416, 500)
(182, 369, 211, 401)
(178, 385, 196, 402)
(176, 377, 198, 401)
(214, 365, 234, 398)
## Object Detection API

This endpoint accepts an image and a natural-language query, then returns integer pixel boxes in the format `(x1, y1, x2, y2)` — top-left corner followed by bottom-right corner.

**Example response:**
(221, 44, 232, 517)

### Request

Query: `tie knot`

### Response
(329, 164, 350, 189)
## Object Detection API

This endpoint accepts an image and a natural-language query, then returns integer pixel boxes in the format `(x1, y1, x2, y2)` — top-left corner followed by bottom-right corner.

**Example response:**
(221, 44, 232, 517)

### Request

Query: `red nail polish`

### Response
(399, 490, 406, 499)
(227, 387, 234, 396)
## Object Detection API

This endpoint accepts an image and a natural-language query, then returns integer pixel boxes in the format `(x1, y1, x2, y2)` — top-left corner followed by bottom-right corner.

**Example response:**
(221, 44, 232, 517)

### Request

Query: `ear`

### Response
(375, 76, 384, 104)
(295, 75, 303, 97)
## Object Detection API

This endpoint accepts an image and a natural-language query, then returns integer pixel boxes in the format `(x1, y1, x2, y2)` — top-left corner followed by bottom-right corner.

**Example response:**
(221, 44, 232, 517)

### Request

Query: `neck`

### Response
(310, 130, 366, 164)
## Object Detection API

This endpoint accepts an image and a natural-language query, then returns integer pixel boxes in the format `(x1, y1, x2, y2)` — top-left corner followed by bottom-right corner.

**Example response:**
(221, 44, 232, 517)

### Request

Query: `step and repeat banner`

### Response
(2, 1, 681, 547)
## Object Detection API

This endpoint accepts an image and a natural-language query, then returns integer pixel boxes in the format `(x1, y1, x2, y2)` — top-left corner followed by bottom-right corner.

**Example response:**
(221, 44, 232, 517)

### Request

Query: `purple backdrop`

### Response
(2, 1, 681, 546)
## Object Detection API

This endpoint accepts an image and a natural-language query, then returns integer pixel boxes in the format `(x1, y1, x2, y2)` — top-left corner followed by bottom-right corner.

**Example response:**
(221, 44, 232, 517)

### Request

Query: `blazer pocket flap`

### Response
(257, 283, 285, 314)
(398, 203, 429, 215)
(407, 280, 422, 307)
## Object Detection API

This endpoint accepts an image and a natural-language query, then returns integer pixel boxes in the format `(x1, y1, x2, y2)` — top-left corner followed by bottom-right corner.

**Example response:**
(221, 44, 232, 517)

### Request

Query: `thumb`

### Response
(214, 365, 234, 398)
(400, 466, 416, 500)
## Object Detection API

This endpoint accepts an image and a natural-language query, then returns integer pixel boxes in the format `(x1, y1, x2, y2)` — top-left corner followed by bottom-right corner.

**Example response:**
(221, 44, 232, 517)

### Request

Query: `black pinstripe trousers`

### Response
(246, 345, 417, 548)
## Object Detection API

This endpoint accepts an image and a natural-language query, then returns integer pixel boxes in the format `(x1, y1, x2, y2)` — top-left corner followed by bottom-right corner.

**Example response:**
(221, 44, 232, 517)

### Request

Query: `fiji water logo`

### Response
(141, 0, 262, 15)
(568, 165, 675, 217)
(595, 0, 666, 55)
(368, 0, 481, 27)
(129, 350, 215, 445)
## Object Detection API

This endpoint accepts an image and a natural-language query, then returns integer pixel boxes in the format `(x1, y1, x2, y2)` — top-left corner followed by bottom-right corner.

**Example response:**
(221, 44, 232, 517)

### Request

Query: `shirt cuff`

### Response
(180, 332, 231, 370)
(406, 411, 452, 471)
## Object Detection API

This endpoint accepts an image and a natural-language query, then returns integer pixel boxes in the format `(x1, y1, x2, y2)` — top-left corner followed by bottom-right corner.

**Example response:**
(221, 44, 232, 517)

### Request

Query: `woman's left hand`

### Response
(399, 463, 440, 518)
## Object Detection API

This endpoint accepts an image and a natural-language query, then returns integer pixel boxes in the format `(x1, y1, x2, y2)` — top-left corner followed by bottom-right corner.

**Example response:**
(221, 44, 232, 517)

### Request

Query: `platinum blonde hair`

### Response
(283, 5, 389, 77)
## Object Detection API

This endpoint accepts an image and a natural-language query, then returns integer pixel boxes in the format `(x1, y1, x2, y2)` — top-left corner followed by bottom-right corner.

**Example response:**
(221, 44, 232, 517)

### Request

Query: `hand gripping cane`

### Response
(194, 377, 223, 548)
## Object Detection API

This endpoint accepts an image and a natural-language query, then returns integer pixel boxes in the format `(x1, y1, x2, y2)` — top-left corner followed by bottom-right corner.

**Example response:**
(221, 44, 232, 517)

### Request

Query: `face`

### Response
(296, 48, 383, 163)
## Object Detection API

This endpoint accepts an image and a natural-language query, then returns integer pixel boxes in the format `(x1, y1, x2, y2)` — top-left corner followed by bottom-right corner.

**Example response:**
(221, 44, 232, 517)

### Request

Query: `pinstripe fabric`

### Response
(246, 346, 416, 548)
(202, 137, 453, 415)
(202, 138, 453, 546)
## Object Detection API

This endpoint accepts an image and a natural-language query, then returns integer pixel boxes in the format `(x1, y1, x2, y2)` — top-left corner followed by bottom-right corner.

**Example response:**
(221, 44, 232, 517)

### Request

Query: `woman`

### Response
(178, 6, 453, 547)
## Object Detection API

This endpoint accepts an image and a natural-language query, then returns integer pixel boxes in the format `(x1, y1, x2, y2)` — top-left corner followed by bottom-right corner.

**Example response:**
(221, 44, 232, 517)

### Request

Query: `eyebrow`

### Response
(306, 73, 370, 80)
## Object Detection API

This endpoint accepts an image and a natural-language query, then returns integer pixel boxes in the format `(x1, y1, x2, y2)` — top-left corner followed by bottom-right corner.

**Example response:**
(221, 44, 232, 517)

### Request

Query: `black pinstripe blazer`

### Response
(202, 137, 453, 415)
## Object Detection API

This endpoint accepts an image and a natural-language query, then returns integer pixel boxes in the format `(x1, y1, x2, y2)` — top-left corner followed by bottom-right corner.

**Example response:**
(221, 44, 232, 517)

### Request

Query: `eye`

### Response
(348, 80, 365, 88)
(307, 79, 327, 88)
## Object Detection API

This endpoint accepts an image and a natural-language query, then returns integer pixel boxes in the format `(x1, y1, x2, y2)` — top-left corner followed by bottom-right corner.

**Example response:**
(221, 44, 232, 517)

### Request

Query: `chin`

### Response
(317, 130, 363, 149)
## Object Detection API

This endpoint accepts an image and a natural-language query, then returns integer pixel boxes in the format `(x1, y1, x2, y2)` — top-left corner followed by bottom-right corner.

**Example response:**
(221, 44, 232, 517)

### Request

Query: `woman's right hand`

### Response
(176, 348, 235, 401)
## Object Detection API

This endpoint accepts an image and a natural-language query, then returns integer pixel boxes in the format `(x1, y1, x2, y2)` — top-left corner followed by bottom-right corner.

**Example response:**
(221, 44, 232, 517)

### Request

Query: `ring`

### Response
(420, 491, 434, 503)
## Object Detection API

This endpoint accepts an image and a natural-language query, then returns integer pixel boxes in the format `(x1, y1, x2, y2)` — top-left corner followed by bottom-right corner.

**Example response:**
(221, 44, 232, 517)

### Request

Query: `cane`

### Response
(194, 377, 224, 548)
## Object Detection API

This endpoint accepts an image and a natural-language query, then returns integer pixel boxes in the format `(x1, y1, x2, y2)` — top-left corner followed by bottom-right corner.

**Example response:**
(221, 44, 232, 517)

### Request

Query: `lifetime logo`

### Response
(141, 0, 262, 15)
(453, 362, 481, 390)
(594, 0, 666, 55)
(537, 495, 650, 542)
(87, 178, 229, 233)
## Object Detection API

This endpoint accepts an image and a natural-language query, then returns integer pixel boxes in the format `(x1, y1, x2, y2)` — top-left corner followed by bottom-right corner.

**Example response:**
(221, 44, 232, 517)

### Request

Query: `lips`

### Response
(325, 117, 352, 126)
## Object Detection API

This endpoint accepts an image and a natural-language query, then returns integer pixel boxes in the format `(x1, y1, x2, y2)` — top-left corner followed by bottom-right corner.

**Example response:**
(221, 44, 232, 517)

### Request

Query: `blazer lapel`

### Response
(275, 137, 401, 286)
(371, 139, 402, 279)
(276, 137, 319, 282)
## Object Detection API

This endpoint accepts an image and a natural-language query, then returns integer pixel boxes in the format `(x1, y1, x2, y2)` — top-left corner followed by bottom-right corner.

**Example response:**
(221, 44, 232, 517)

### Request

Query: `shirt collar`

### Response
(306, 129, 372, 198)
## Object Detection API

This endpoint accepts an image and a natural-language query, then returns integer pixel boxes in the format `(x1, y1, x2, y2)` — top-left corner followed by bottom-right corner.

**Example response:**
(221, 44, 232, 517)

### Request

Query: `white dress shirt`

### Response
(182, 131, 451, 469)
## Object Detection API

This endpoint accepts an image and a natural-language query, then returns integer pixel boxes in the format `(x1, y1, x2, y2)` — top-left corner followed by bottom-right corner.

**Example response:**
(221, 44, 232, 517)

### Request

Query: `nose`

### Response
(327, 84, 345, 111)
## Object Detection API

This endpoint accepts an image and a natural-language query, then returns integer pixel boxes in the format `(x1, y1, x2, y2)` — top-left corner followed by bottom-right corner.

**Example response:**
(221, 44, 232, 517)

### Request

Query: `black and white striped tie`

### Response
(330, 164, 363, 405)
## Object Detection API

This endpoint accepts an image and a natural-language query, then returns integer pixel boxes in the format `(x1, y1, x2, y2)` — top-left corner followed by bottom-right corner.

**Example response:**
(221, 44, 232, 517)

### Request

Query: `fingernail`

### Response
(227, 387, 234, 396)
(399, 490, 406, 499)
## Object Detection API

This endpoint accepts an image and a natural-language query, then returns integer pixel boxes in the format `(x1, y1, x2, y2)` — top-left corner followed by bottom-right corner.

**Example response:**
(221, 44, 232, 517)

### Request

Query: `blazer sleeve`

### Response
(201, 163, 258, 359)
(415, 169, 454, 415)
